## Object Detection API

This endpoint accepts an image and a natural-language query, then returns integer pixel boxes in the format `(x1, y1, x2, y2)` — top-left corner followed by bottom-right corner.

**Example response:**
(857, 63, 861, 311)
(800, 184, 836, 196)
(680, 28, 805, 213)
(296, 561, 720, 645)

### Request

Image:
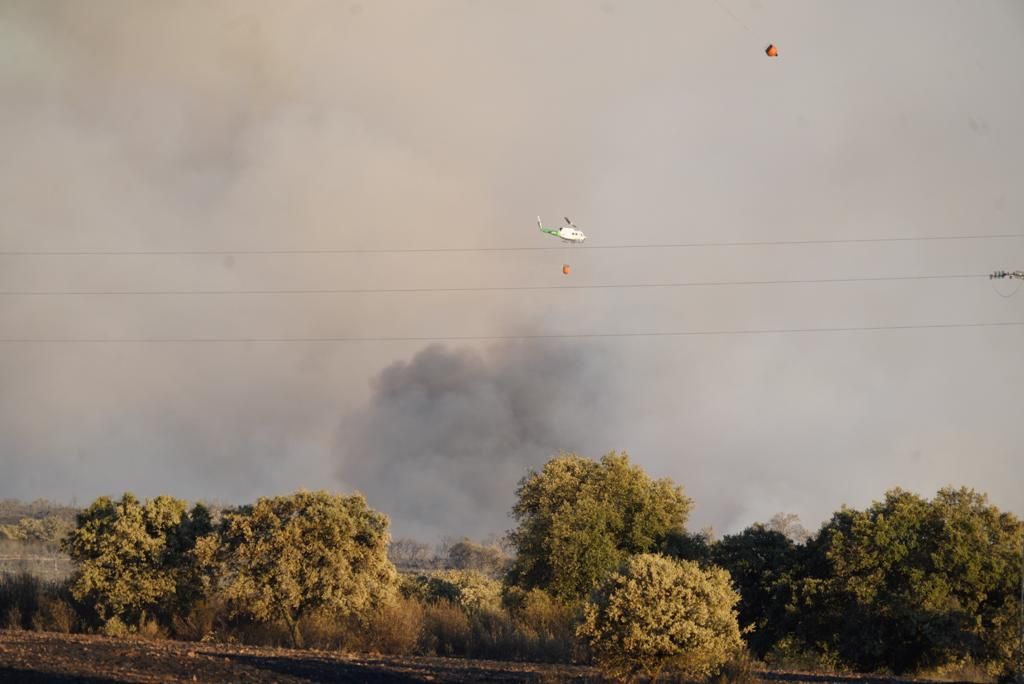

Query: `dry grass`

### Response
(361, 597, 424, 655)
(914, 659, 997, 684)
(0, 572, 47, 630)
(420, 599, 471, 656)
(170, 597, 226, 642)
(31, 595, 77, 633)
(711, 649, 760, 684)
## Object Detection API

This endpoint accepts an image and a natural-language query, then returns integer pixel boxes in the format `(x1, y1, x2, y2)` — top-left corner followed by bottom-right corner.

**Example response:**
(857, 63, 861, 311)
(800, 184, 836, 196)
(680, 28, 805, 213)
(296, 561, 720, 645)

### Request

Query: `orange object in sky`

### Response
(765, 44, 778, 57)
(562, 264, 571, 275)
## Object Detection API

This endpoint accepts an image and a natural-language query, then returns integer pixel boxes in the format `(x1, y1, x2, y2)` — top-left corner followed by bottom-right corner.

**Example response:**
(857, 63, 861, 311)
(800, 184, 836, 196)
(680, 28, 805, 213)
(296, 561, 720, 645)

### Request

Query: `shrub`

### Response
(578, 554, 743, 682)
(400, 570, 502, 615)
(225, 617, 290, 648)
(31, 596, 77, 633)
(465, 607, 517, 659)
(420, 600, 471, 656)
(711, 649, 760, 684)
(915, 658, 997, 684)
(3, 606, 21, 630)
(0, 572, 42, 630)
(138, 615, 168, 640)
(762, 636, 842, 673)
(504, 587, 579, 662)
(361, 597, 424, 655)
(170, 597, 228, 642)
(296, 609, 349, 650)
(431, 570, 501, 614)
(102, 616, 131, 638)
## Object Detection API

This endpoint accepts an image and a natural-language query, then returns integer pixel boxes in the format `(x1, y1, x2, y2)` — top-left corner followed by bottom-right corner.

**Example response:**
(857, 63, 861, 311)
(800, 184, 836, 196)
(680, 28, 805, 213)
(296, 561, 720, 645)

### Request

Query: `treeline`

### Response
(678, 488, 1022, 676)
(0, 498, 78, 550)
(388, 536, 510, 576)
(0, 452, 1020, 682)
(0, 499, 79, 526)
(0, 502, 78, 582)
(0, 516, 74, 548)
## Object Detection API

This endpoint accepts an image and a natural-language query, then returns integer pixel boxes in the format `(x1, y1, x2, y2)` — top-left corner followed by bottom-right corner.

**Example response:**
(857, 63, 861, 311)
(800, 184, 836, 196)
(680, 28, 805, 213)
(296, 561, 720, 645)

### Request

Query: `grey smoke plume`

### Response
(1, 1, 1022, 540)
(338, 342, 622, 540)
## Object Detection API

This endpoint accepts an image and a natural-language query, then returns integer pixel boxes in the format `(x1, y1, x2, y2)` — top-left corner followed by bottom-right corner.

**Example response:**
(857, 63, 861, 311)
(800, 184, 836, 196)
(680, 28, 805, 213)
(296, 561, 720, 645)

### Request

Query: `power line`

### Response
(0, 273, 990, 296)
(712, 0, 750, 30)
(1, 234, 1022, 256)
(2, 321, 1022, 343)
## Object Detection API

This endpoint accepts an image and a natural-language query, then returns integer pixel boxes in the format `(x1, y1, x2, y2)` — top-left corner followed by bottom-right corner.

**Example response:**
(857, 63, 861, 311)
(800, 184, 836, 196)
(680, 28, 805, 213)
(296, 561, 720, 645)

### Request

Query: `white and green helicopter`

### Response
(537, 216, 587, 243)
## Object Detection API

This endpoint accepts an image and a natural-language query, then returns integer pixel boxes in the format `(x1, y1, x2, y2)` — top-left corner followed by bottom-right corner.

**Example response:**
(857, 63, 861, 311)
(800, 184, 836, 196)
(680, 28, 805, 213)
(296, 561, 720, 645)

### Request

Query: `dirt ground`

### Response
(0, 629, 603, 683)
(0, 630, 989, 683)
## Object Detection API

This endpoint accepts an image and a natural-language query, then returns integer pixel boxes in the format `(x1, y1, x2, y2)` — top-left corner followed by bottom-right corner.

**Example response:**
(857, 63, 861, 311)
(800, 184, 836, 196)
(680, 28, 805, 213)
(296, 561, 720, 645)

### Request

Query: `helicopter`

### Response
(538, 216, 586, 243)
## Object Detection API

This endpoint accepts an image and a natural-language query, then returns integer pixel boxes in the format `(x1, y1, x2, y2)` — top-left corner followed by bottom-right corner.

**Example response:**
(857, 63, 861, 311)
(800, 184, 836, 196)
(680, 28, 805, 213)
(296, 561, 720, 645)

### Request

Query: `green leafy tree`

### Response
(216, 490, 397, 648)
(402, 569, 502, 614)
(711, 524, 801, 657)
(507, 452, 693, 601)
(795, 487, 1023, 676)
(665, 528, 715, 564)
(62, 493, 212, 631)
(578, 553, 743, 681)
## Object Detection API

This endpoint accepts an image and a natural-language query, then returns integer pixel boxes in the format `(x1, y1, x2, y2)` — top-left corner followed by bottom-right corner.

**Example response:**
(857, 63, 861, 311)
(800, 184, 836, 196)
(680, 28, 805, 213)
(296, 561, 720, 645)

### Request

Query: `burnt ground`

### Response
(0, 630, 990, 683)
(0, 629, 602, 683)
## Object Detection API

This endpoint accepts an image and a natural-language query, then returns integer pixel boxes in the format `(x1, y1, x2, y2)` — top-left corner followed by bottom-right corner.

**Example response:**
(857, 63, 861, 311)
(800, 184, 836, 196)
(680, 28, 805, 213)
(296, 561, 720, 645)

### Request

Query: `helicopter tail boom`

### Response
(538, 216, 559, 236)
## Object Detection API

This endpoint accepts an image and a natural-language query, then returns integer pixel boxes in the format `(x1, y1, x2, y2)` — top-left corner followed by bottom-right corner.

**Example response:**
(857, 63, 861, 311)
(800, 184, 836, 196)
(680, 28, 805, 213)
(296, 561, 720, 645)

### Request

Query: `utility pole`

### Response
(991, 270, 1024, 681)
(990, 270, 1024, 281)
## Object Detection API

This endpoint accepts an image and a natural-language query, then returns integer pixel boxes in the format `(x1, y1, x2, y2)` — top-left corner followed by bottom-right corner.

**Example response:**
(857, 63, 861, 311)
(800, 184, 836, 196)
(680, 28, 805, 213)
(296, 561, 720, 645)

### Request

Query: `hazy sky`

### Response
(2, 0, 1022, 540)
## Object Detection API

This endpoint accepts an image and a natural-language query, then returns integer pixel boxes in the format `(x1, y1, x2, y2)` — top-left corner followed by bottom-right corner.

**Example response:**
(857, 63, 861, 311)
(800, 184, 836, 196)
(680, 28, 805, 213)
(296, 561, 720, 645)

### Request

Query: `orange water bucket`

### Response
(765, 44, 778, 57)
(562, 264, 571, 275)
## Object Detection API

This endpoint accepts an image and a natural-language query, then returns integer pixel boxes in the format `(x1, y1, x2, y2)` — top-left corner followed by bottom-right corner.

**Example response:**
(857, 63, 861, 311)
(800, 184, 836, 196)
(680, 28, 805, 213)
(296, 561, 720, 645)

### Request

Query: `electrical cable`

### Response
(1, 234, 1021, 257)
(0, 273, 990, 296)
(2, 321, 1022, 343)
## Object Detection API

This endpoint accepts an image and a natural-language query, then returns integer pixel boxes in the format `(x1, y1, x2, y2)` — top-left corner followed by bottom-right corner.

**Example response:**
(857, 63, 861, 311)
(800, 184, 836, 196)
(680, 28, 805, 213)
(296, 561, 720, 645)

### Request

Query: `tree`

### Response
(388, 537, 436, 571)
(402, 569, 502, 614)
(711, 524, 801, 657)
(665, 528, 714, 565)
(0, 516, 74, 548)
(216, 490, 397, 648)
(794, 487, 1023, 676)
(765, 512, 811, 544)
(447, 538, 509, 577)
(507, 452, 693, 601)
(62, 493, 212, 631)
(578, 554, 743, 681)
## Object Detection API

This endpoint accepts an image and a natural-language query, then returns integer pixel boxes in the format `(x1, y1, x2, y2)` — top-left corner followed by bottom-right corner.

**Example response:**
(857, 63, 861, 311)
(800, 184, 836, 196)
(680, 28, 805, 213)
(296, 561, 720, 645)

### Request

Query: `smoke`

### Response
(337, 342, 622, 540)
(0, 1, 1022, 539)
